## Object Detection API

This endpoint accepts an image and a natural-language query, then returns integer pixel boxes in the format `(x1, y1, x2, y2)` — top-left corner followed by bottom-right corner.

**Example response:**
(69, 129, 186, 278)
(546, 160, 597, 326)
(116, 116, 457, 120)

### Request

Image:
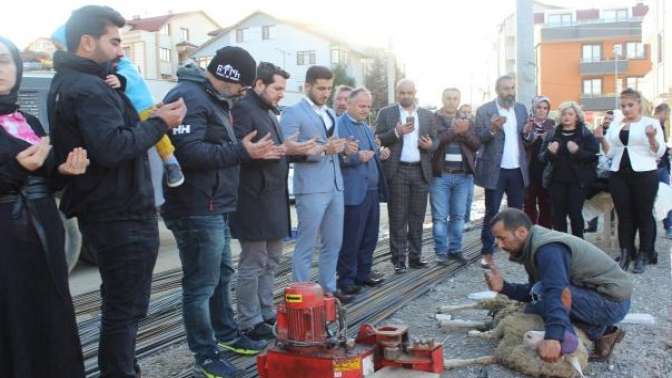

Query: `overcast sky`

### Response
(3, 0, 638, 106)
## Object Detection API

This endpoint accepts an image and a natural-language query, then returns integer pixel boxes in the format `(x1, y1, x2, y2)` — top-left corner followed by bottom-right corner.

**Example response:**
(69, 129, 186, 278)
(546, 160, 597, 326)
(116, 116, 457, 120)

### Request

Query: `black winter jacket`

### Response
(161, 65, 250, 219)
(48, 51, 167, 222)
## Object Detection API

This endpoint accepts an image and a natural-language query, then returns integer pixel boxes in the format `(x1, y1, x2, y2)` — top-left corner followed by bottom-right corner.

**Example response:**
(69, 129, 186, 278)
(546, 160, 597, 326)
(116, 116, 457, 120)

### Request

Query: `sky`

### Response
(3, 0, 639, 107)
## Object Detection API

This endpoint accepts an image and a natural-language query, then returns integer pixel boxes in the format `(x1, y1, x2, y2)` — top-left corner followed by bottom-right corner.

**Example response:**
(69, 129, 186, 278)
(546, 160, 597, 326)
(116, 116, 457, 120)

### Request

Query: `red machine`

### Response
(256, 283, 444, 378)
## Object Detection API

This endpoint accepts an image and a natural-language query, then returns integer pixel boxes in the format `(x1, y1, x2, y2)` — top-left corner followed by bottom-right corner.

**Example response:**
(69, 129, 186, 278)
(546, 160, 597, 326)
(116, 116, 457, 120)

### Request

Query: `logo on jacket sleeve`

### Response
(172, 124, 191, 135)
(216, 64, 241, 82)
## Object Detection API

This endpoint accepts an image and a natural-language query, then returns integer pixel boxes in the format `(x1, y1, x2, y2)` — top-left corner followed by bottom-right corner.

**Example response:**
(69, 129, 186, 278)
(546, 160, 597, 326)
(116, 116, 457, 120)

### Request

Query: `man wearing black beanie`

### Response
(162, 46, 283, 378)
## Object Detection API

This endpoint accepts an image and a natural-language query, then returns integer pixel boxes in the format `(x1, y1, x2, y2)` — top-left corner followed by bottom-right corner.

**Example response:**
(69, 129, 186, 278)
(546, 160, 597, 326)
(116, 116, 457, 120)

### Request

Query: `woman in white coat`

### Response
(594, 88, 666, 274)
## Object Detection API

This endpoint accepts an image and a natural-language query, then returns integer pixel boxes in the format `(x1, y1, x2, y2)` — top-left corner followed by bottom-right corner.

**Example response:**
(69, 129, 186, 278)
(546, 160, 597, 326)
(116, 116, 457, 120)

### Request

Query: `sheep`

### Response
(437, 295, 592, 378)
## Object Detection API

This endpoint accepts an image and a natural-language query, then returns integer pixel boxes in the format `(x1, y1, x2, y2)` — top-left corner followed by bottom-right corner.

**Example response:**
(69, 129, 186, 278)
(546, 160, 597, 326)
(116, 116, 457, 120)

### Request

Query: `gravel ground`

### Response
(138, 195, 671, 378)
(390, 225, 672, 378)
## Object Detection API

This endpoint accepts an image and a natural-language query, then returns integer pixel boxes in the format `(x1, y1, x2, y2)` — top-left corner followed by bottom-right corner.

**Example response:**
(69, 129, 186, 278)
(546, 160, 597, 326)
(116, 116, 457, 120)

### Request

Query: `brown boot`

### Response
(589, 326, 625, 361)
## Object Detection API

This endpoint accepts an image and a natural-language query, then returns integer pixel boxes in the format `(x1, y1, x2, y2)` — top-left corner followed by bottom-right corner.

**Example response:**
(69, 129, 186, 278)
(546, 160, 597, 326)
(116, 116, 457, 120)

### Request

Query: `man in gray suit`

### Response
(474, 75, 530, 268)
(375, 79, 437, 273)
(280, 66, 358, 303)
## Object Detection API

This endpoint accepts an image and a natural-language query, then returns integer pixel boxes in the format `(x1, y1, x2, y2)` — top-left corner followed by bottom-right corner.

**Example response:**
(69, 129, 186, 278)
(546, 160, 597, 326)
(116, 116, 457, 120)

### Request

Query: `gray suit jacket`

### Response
(374, 104, 438, 184)
(474, 100, 529, 190)
(279, 98, 343, 195)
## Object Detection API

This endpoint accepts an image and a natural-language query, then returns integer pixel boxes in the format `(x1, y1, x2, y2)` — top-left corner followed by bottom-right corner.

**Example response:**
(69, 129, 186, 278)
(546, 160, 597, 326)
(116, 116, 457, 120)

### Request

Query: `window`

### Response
(613, 43, 623, 59)
(548, 13, 572, 26)
(583, 79, 602, 96)
(602, 8, 628, 21)
(616, 77, 624, 94)
(658, 33, 664, 63)
(625, 77, 642, 90)
(180, 27, 190, 41)
(331, 48, 340, 64)
(160, 23, 171, 35)
(196, 56, 210, 69)
(626, 42, 644, 59)
(160, 48, 171, 62)
(296, 50, 316, 66)
(262, 25, 275, 40)
(236, 28, 245, 43)
(582, 44, 602, 62)
(122, 46, 131, 58)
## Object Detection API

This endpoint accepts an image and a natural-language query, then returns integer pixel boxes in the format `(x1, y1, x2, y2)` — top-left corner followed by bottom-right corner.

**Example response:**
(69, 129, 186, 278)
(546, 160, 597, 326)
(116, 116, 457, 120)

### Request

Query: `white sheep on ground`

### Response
(438, 295, 592, 378)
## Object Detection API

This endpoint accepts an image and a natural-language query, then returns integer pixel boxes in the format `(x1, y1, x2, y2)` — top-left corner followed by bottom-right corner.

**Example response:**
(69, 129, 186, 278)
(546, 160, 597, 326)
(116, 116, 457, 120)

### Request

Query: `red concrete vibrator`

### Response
(256, 282, 444, 378)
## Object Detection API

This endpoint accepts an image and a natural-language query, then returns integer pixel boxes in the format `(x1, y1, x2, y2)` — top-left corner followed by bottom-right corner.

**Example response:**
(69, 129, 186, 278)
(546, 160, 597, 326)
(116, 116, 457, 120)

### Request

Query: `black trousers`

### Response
(79, 218, 160, 378)
(549, 181, 586, 238)
(609, 169, 659, 254)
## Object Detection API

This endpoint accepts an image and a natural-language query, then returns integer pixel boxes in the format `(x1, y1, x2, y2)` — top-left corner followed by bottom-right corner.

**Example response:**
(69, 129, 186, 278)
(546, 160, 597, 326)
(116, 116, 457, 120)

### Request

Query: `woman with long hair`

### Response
(595, 88, 666, 273)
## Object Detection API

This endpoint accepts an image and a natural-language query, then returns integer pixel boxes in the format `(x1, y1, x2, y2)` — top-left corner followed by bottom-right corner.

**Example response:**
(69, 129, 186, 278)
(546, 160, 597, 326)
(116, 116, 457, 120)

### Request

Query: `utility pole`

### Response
(516, 0, 535, 108)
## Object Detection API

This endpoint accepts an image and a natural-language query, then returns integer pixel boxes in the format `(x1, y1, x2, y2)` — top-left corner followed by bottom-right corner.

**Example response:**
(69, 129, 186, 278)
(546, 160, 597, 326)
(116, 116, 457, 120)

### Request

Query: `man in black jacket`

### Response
(162, 48, 282, 378)
(231, 62, 317, 340)
(47, 6, 186, 378)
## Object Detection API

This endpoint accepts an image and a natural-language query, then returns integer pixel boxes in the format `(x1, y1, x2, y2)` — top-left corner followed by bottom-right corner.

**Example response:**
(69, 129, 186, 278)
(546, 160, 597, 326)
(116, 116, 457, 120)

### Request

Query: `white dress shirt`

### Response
(496, 101, 520, 169)
(605, 116, 666, 172)
(305, 96, 333, 132)
(399, 105, 421, 163)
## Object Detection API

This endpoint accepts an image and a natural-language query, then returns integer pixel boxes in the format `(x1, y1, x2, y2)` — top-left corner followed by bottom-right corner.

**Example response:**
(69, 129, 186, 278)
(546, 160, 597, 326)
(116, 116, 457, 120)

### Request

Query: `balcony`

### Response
(580, 95, 619, 111)
(541, 19, 642, 42)
(580, 59, 628, 76)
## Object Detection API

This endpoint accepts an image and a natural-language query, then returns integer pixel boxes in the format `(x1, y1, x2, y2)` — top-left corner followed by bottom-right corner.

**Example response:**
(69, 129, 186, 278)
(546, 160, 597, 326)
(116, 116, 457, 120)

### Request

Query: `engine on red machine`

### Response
(274, 282, 343, 347)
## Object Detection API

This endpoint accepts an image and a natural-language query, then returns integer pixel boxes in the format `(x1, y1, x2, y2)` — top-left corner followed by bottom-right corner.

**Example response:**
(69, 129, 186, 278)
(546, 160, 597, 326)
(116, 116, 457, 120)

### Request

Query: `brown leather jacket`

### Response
(432, 110, 481, 177)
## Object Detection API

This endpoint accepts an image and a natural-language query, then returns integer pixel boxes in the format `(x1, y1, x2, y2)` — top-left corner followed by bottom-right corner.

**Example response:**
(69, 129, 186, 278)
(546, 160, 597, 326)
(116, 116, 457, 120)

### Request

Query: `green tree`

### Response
(332, 63, 355, 88)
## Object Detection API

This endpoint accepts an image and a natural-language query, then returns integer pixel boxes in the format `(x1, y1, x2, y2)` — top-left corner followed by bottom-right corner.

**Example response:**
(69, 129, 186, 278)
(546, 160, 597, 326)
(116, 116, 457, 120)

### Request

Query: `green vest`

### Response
(514, 226, 633, 301)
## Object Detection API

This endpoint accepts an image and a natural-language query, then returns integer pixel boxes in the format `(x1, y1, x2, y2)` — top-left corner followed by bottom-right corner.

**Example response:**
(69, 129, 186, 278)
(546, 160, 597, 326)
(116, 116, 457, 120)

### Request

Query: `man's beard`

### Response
(500, 95, 515, 106)
(399, 98, 414, 108)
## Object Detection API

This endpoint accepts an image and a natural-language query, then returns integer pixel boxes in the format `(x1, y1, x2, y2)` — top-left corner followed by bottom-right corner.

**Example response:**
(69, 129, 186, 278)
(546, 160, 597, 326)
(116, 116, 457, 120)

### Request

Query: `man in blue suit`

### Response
(280, 66, 359, 303)
(474, 75, 530, 268)
(336, 88, 389, 295)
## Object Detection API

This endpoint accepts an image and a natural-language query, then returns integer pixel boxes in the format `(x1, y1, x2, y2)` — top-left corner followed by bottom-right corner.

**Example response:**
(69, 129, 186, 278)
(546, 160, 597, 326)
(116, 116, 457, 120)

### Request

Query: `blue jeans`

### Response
(526, 282, 631, 341)
(481, 168, 525, 255)
(165, 214, 239, 362)
(464, 181, 474, 224)
(430, 173, 473, 255)
(657, 167, 672, 230)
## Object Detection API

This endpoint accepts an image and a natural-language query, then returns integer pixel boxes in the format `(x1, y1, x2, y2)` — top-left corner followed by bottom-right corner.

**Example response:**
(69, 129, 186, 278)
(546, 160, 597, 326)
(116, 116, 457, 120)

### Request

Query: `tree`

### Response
(332, 63, 355, 88)
(365, 54, 390, 112)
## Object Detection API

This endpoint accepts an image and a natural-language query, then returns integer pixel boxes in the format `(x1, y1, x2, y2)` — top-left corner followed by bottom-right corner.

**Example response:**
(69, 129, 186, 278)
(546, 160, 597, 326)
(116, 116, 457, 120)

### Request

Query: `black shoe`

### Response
(243, 322, 275, 341)
(340, 284, 362, 295)
(618, 249, 631, 271)
(264, 317, 276, 327)
(447, 253, 468, 266)
(369, 270, 384, 280)
(358, 275, 385, 287)
(632, 254, 645, 274)
(394, 263, 407, 274)
(332, 290, 355, 304)
(646, 250, 658, 265)
(409, 259, 429, 269)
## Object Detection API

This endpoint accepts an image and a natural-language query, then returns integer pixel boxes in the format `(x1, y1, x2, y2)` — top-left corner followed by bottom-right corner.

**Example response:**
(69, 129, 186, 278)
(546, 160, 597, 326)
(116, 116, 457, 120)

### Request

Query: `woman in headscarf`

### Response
(523, 95, 555, 228)
(0, 36, 87, 378)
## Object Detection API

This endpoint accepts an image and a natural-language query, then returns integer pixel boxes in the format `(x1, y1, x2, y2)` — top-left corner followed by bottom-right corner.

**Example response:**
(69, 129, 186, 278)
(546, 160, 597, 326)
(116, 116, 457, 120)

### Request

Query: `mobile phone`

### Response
(406, 116, 415, 125)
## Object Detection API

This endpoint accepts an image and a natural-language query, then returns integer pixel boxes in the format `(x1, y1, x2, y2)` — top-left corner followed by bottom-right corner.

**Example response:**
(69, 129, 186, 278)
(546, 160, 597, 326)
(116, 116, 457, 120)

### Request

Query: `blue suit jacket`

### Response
(336, 115, 389, 206)
(474, 100, 529, 190)
(279, 99, 343, 195)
